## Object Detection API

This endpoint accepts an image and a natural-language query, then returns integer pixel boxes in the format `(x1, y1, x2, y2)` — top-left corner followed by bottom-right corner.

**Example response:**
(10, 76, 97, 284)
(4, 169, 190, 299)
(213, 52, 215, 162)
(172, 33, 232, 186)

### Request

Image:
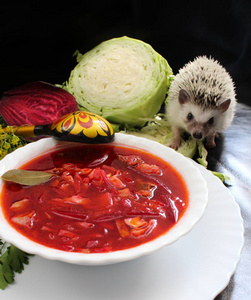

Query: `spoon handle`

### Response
(4, 125, 51, 138)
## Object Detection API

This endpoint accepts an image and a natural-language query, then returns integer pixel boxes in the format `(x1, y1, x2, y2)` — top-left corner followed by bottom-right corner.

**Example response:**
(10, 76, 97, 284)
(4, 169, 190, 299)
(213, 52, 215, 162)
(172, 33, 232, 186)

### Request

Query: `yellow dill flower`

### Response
(11, 135, 20, 145)
(1, 149, 8, 158)
(3, 142, 11, 150)
(0, 133, 7, 140)
(0, 126, 28, 160)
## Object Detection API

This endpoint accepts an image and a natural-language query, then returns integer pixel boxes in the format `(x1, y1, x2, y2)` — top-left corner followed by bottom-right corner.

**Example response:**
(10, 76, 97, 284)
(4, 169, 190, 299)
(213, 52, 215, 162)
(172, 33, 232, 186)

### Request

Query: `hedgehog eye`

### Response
(187, 113, 193, 121)
(208, 117, 214, 125)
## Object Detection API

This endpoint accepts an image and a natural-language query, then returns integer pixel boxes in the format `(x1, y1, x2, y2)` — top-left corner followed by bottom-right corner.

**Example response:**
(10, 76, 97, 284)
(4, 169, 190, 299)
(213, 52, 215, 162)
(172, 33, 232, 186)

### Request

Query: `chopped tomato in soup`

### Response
(1, 145, 188, 253)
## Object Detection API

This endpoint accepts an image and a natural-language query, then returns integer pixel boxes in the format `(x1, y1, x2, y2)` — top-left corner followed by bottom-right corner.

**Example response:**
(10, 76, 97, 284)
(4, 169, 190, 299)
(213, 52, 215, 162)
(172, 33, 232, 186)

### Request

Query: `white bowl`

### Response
(0, 133, 208, 265)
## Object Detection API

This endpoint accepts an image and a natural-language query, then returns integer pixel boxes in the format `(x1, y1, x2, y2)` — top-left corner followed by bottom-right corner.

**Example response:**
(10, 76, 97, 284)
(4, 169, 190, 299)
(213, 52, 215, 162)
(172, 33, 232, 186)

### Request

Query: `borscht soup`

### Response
(1, 144, 188, 253)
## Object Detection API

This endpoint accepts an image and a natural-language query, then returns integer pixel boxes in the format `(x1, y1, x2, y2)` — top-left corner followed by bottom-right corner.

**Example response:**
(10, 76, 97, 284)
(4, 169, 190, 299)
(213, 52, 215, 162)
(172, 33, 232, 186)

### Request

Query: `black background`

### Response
(0, 0, 250, 105)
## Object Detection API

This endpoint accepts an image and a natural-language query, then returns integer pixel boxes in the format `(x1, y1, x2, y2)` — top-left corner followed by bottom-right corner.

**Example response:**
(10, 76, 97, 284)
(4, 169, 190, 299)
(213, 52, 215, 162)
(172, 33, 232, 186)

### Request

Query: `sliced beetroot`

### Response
(0, 81, 78, 126)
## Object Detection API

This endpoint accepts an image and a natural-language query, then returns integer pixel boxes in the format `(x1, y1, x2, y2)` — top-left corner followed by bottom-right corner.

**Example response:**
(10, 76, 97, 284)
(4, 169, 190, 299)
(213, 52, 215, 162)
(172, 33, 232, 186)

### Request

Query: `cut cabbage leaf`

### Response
(122, 116, 198, 159)
(65, 36, 173, 127)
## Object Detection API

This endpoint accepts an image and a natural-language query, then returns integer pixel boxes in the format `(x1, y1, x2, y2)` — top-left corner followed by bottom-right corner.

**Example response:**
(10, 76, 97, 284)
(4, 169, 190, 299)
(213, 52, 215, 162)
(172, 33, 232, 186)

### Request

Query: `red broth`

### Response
(1, 145, 188, 253)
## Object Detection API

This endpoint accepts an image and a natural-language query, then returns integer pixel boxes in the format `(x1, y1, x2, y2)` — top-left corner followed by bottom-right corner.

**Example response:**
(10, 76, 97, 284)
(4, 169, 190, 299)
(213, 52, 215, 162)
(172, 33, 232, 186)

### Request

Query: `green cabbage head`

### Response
(65, 36, 173, 127)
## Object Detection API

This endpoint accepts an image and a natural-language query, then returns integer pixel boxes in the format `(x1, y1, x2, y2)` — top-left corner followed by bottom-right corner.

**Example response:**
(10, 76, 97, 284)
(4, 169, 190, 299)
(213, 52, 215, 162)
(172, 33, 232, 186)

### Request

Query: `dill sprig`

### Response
(0, 125, 28, 159)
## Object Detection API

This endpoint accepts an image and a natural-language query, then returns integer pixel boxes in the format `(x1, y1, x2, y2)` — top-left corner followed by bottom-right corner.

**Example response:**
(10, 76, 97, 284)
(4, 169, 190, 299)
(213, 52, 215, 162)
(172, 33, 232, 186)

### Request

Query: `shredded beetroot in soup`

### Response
(1, 145, 188, 253)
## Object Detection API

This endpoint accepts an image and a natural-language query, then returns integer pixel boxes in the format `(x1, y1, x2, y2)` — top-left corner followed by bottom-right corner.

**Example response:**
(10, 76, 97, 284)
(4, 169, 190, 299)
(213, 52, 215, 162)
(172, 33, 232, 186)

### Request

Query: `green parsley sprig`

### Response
(0, 242, 31, 290)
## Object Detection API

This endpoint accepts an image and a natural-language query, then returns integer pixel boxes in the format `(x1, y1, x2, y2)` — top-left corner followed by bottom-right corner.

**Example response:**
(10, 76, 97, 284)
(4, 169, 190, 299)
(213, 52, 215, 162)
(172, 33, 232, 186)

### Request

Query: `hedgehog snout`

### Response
(187, 122, 206, 140)
(192, 132, 203, 140)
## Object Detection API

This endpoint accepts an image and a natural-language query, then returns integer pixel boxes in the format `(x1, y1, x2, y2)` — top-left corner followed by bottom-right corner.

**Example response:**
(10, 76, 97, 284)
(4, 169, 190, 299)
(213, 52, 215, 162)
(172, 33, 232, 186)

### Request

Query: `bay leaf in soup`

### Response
(1, 169, 54, 186)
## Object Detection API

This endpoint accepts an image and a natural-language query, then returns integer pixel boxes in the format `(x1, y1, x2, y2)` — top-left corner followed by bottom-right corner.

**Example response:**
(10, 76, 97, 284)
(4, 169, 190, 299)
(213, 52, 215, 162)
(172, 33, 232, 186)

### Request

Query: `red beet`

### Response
(0, 81, 78, 126)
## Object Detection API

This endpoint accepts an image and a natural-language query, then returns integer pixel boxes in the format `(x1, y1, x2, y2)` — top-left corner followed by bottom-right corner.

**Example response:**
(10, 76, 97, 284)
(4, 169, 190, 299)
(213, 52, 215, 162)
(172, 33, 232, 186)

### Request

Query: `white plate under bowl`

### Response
(0, 133, 208, 265)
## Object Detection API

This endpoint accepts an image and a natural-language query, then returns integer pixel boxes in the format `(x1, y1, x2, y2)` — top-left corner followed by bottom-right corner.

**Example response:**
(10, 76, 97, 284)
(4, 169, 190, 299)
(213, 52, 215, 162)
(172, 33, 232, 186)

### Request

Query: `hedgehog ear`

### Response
(179, 89, 190, 105)
(219, 99, 231, 112)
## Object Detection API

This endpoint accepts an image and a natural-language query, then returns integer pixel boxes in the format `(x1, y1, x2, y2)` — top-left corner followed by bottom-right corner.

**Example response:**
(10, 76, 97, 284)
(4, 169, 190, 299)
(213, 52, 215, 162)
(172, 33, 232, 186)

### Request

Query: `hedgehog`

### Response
(165, 56, 237, 149)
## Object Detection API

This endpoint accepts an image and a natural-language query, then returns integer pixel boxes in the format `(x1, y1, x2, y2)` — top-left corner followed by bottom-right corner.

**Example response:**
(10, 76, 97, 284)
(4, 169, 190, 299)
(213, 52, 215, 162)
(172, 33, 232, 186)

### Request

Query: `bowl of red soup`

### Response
(0, 133, 208, 265)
